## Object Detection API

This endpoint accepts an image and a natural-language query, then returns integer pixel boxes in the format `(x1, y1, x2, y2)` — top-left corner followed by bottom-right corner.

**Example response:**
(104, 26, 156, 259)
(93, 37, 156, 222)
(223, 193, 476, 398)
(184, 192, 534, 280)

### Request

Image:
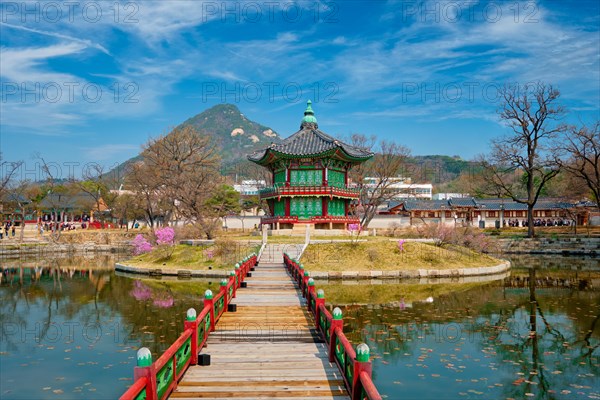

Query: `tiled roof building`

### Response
(248, 101, 373, 230)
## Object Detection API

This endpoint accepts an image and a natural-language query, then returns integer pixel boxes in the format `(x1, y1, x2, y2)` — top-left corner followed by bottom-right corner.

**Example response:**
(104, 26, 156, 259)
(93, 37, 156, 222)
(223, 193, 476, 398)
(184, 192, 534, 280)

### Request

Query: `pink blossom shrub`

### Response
(155, 227, 175, 245)
(397, 239, 405, 252)
(132, 234, 153, 255)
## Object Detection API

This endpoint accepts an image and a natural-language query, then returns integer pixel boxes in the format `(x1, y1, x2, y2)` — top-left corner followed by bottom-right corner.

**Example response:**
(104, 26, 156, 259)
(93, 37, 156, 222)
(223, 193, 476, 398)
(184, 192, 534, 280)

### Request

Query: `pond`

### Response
(333, 255, 600, 400)
(0, 254, 598, 399)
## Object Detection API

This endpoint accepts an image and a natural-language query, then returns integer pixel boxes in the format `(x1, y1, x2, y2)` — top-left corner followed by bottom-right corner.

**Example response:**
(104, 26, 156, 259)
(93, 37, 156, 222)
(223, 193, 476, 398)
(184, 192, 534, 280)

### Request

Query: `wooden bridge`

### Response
(120, 244, 382, 400)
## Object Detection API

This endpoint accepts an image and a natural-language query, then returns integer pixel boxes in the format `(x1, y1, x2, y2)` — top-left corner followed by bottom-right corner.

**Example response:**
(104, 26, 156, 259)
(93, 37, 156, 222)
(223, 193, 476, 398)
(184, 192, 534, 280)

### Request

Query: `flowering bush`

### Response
(347, 223, 363, 244)
(132, 234, 153, 255)
(417, 224, 499, 253)
(204, 248, 215, 260)
(397, 239, 406, 252)
(155, 227, 175, 245)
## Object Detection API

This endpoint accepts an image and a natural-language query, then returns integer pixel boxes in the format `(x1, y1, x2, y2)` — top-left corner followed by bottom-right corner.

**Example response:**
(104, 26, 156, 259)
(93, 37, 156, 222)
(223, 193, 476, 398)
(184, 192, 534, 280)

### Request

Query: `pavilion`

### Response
(248, 101, 373, 231)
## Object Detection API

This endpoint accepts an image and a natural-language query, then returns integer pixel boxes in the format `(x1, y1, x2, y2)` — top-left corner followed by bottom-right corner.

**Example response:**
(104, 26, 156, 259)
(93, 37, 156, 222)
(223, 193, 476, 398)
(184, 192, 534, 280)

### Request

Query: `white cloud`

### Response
(84, 143, 138, 161)
(0, 22, 110, 55)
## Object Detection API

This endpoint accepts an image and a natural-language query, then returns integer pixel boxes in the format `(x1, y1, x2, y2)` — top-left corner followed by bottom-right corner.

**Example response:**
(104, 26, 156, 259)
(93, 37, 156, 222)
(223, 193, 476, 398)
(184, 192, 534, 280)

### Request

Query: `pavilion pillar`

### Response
(440, 210, 446, 225)
(285, 198, 290, 216)
(499, 208, 505, 228)
(322, 198, 328, 217)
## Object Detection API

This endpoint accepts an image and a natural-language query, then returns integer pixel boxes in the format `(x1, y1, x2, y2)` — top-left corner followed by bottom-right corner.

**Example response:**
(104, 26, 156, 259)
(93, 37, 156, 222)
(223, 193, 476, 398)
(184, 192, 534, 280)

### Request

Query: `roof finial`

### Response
(301, 100, 318, 127)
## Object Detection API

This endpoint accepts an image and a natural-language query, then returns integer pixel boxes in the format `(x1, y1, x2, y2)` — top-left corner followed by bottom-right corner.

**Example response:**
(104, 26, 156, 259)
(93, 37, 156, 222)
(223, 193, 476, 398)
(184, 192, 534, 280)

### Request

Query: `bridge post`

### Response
(230, 271, 237, 298)
(184, 308, 198, 365)
(220, 279, 228, 305)
(329, 307, 343, 362)
(315, 289, 325, 330)
(133, 347, 157, 400)
(302, 271, 310, 297)
(204, 290, 215, 332)
(307, 278, 315, 310)
(352, 343, 373, 400)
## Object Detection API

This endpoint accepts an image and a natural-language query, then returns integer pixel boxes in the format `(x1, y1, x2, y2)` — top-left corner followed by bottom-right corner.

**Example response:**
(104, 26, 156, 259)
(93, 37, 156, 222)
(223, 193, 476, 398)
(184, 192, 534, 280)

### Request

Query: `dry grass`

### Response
(301, 241, 503, 272)
(125, 243, 259, 271)
(317, 281, 490, 305)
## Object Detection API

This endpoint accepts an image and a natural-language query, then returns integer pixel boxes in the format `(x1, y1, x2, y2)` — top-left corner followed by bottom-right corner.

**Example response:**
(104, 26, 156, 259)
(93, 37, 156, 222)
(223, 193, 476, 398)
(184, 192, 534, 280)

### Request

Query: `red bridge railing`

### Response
(259, 184, 360, 200)
(284, 252, 383, 400)
(119, 253, 258, 400)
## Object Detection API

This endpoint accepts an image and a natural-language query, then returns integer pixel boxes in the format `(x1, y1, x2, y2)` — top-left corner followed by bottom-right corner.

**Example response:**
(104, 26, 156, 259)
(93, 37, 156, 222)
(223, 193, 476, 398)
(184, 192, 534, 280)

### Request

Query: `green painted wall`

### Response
(290, 197, 322, 219)
(274, 200, 285, 216)
(290, 169, 323, 186)
(328, 170, 345, 188)
(274, 170, 286, 185)
(328, 199, 345, 216)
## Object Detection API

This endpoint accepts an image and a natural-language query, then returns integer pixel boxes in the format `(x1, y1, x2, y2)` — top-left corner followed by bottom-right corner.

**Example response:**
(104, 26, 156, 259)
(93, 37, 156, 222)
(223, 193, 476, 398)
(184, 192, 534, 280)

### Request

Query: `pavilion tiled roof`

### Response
(248, 127, 373, 161)
(248, 101, 373, 164)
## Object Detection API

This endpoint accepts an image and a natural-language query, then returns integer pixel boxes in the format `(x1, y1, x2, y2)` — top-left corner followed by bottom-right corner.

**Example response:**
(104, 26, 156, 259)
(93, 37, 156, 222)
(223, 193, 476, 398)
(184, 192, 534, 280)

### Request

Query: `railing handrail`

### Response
(120, 376, 147, 399)
(283, 252, 383, 400)
(360, 371, 382, 400)
(119, 253, 258, 400)
(259, 185, 360, 196)
(154, 328, 193, 373)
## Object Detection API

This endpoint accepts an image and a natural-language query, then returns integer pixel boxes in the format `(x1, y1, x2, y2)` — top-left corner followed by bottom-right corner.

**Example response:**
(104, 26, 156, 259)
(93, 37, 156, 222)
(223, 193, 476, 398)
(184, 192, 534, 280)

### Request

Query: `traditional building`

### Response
(382, 197, 595, 227)
(248, 101, 373, 230)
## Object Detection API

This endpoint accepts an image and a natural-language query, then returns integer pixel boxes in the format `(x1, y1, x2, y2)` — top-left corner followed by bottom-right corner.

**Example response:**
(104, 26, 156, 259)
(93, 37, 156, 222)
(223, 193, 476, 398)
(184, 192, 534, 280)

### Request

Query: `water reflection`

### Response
(1, 254, 598, 399)
(0, 258, 213, 400)
(335, 257, 599, 400)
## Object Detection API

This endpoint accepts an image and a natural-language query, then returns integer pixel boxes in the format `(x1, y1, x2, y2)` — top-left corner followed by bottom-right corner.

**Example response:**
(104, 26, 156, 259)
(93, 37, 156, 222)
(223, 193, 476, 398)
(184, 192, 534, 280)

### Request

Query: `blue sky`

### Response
(1, 0, 599, 178)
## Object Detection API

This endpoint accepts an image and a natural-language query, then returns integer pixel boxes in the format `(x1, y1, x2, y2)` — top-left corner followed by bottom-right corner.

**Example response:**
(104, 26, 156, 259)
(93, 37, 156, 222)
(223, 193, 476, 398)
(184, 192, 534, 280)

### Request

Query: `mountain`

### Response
(179, 104, 281, 168)
(107, 105, 476, 187)
(407, 155, 477, 184)
(107, 104, 280, 184)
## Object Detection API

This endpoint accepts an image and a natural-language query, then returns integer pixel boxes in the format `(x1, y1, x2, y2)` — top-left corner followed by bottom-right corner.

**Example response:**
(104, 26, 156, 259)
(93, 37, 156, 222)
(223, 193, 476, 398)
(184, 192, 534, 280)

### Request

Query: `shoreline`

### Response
(114, 259, 511, 280)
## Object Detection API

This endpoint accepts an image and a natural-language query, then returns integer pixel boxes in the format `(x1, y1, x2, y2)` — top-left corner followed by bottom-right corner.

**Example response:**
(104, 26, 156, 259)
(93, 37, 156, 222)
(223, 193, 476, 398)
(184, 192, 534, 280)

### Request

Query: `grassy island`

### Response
(301, 241, 503, 272)
(124, 242, 259, 271)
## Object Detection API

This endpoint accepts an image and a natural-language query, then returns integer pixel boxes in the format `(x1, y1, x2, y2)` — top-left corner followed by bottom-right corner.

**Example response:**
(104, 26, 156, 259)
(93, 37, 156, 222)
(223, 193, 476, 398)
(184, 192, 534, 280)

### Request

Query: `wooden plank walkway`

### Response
(170, 246, 350, 399)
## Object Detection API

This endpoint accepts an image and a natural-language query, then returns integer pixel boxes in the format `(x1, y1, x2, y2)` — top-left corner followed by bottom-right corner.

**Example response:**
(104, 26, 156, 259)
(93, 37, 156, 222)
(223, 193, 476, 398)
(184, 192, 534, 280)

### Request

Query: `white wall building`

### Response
(362, 177, 433, 200)
(433, 193, 469, 200)
(233, 180, 266, 196)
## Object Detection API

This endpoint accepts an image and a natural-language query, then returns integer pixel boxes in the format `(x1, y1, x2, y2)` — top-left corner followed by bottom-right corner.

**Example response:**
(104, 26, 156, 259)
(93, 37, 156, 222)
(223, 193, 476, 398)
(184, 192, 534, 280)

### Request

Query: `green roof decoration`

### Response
(248, 101, 373, 165)
(302, 100, 318, 124)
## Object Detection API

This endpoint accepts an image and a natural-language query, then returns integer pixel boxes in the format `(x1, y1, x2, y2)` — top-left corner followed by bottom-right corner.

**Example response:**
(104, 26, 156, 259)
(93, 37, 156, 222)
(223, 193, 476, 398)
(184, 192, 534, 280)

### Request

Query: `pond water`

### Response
(0, 254, 598, 400)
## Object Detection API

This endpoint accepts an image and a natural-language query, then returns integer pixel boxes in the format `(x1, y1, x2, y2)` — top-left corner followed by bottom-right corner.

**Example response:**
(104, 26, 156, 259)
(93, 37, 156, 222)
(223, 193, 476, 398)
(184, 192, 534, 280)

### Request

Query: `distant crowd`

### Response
(0, 221, 16, 239)
(505, 218, 575, 227)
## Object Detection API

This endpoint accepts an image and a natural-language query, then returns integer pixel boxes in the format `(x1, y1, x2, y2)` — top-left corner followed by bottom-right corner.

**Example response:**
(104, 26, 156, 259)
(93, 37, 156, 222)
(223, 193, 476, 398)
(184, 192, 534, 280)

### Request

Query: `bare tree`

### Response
(556, 122, 600, 211)
(348, 134, 412, 227)
(74, 164, 119, 224)
(479, 82, 566, 237)
(127, 160, 166, 230)
(5, 181, 43, 242)
(0, 154, 23, 199)
(133, 125, 222, 236)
